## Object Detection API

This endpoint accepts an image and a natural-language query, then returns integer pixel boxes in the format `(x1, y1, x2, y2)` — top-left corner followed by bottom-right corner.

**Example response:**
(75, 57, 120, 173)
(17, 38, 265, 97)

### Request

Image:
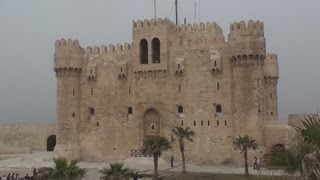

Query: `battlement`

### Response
(178, 22, 223, 34)
(228, 20, 264, 41)
(263, 53, 279, 78)
(54, 38, 84, 71)
(55, 39, 81, 48)
(133, 18, 175, 29)
(85, 43, 131, 55)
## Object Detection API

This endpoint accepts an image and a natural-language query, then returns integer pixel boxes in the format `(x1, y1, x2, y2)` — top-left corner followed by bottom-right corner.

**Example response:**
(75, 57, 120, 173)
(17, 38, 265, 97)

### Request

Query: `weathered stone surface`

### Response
(53, 18, 281, 165)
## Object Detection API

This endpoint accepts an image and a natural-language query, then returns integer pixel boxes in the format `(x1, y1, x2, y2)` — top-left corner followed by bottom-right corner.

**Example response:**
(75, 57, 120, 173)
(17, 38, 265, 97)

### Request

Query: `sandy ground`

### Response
(0, 152, 282, 179)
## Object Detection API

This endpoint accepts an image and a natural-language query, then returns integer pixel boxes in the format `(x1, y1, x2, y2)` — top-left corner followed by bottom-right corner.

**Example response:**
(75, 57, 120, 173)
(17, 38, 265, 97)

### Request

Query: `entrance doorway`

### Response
(143, 109, 160, 137)
(47, 135, 56, 151)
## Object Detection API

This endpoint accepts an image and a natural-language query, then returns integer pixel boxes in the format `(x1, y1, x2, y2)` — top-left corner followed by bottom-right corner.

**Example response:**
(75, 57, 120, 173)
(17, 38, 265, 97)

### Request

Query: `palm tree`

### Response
(47, 157, 86, 180)
(264, 114, 320, 180)
(99, 162, 130, 180)
(233, 135, 258, 176)
(142, 135, 171, 180)
(172, 126, 195, 173)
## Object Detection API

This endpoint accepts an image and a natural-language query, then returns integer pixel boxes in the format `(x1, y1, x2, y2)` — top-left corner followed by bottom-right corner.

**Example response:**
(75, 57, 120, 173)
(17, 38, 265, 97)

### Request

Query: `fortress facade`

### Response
(53, 18, 280, 164)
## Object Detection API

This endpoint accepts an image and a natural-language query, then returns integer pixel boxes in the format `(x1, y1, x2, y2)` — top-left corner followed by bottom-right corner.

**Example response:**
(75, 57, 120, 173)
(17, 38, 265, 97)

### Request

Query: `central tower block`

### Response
(132, 18, 174, 73)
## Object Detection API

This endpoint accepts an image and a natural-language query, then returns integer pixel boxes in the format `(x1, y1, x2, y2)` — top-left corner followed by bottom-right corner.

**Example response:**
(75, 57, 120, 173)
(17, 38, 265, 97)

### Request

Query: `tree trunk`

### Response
(181, 146, 186, 173)
(154, 153, 158, 180)
(244, 150, 249, 176)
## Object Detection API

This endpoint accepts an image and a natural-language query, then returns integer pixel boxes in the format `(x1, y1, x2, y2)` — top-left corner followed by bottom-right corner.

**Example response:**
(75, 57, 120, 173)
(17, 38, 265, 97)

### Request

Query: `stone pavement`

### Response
(0, 152, 282, 179)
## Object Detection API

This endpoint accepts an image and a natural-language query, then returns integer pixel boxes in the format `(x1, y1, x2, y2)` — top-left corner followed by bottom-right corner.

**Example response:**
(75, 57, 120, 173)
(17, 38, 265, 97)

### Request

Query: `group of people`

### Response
(0, 168, 37, 180)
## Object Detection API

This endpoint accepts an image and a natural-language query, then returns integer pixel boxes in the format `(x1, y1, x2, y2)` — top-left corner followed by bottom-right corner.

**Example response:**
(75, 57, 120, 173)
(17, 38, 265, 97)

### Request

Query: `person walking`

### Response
(170, 155, 174, 168)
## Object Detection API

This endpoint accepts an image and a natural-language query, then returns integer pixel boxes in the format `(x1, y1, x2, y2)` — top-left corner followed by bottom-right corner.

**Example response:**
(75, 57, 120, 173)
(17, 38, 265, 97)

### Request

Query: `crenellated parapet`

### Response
(133, 18, 175, 29)
(264, 53, 279, 85)
(228, 20, 266, 60)
(85, 43, 131, 56)
(228, 20, 264, 41)
(54, 39, 84, 76)
(178, 22, 223, 34)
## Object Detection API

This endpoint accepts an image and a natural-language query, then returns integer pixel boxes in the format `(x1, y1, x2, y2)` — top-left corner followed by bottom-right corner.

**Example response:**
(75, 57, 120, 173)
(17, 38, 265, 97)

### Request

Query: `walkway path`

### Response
(0, 152, 282, 179)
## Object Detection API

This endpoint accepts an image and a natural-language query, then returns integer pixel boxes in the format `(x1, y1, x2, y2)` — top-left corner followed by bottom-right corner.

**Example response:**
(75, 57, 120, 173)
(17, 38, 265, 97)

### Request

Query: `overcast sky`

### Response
(0, 0, 319, 123)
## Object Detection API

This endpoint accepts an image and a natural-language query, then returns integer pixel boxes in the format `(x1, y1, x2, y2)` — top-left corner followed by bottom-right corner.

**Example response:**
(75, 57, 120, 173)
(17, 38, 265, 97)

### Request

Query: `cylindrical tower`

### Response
(263, 54, 279, 121)
(54, 39, 84, 160)
(229, 20, 266, 144)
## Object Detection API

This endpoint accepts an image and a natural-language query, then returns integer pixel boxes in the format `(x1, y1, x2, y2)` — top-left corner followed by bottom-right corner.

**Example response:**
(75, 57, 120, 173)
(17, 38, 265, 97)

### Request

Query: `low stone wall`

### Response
(0, 123, 56, 154)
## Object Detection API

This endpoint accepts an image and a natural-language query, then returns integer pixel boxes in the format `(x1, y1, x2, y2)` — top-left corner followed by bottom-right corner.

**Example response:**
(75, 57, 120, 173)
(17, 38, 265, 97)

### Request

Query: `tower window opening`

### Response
(224, 120, 227, 126)
(217, 120, 219, 126)
(72, 88, 75, 96)
(194, 120, 196, 126)
(179, 84, 181, 92)
(152, 38, 160, 63)
(129, 86, 131, 94)
(90, 69, 93, 74)
(139, 39, 148, 64)
(128, 107, 133, 114)
(214, 61, 217, 67)
(271, 112, 274, 115)
(181, 120, 184, 126)
(216, 104, 222, 113)
(201, 120, 203, 126)
(217, 82, 220, 90)
(270, 93, 273, 99)
(72, 113, 75, 117)
(178, 105, 183, 113)
(89, 107, 95, 116)
(121, 67, 123, 72)
(178, 63, 180, 69)
(208, 121, 210, 126)
(151, 124, 155, 129)
(96, 121, 99, 127)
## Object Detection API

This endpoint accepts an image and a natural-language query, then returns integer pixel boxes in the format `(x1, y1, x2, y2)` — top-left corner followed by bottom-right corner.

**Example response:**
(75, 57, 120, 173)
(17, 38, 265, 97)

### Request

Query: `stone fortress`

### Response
(53, 17, 283, 165)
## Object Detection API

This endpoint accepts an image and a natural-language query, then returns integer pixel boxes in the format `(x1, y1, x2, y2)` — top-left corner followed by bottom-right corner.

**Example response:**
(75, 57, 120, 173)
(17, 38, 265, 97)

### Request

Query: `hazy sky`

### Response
(0, 0, 319, 122)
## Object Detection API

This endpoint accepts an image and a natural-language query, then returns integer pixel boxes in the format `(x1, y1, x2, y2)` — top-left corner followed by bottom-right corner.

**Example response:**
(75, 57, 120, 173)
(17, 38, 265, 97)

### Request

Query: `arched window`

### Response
(128, 107, 133, 114)
(139, 39, 148, 64)
(224, 120, 227, 126)
(152, 38, 160, 63)
(201, 120, 203, 126)
(178, 105, 183, 113)
(216, 104, 222, 113)
(217, 120, 219, 126)
(194, 120, 196, 126)
(89, 107, 95, 116)
(181, 120, 184, 126)
(217, 82, 220, 90)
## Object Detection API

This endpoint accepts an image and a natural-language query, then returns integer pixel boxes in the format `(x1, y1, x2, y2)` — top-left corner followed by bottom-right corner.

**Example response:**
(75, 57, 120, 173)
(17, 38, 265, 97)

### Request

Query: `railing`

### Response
(130, 149, 152, 157)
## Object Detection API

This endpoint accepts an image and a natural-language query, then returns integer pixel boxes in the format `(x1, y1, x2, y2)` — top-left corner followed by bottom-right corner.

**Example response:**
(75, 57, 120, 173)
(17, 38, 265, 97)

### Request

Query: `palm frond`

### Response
(264, 147, 302, 174)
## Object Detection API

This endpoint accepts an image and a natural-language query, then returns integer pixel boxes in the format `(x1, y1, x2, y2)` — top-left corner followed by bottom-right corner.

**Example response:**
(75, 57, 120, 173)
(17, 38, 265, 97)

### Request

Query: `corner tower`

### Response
(263, 54, 279, 121)
(54, 39, 84, 160)
(229, 20, 266, 143)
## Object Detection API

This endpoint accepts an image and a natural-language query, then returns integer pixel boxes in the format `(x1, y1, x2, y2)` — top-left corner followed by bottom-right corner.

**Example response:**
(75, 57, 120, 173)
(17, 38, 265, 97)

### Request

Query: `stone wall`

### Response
(0, 123, 56, 154)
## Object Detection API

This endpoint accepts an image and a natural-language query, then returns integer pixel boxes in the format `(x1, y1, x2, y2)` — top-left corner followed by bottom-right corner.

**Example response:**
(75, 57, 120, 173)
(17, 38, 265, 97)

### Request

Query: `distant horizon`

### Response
(0, 0, 319, 123)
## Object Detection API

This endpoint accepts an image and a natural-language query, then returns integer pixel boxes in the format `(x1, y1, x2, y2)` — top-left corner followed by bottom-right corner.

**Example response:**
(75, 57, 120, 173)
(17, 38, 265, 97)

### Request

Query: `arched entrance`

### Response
(143, 109, 160, 137)
(47, 135, 56, 151)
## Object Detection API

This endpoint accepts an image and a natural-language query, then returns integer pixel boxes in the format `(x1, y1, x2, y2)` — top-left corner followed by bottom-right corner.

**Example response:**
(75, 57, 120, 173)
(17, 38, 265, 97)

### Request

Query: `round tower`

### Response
(229, 20, 266, 144)
(263, 54, 279, 121)
(54, 39, 84, 160)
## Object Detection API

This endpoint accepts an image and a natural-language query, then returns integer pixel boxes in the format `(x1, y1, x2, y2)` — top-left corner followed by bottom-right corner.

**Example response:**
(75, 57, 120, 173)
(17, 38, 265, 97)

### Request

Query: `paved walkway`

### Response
(0, 152, 282, 179)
